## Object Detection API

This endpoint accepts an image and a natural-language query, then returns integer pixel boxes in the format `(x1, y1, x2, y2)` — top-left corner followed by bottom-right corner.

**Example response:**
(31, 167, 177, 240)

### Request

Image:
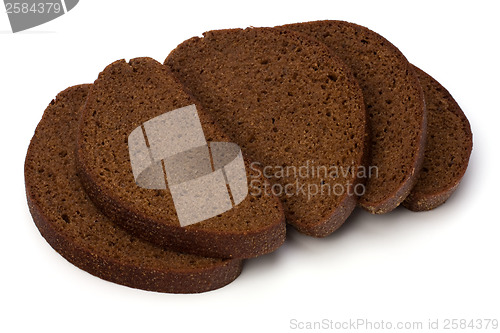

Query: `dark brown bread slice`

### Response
(403, 66, 472, 211)
(165, 27, 367, 237)
(25, 85, 243, 293)
(284, 20, 427, 214)
(77, 57, 285, 259)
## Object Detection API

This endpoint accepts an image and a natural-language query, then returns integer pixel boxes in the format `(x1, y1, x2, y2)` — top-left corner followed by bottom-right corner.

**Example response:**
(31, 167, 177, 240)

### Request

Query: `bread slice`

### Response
(283, 20, 427, 214)
(76, 58, 285, 259)
(403, 66, 472, 211)
(25, 85, 243, 293)
(165, 27, 367, 237)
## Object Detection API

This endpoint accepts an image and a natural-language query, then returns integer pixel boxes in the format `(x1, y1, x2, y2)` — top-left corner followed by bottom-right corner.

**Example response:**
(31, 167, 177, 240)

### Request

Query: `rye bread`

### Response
(25, 84, 243, 293)
(165, 27, 367, 237)
(284, 20, 427, 214)
(76, 57, 285, 259)
(403, 65, 472, 211)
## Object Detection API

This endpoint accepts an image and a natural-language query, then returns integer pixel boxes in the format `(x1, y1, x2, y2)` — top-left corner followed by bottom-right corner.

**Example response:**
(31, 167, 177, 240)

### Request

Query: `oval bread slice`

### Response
(76, 58, 285, 259)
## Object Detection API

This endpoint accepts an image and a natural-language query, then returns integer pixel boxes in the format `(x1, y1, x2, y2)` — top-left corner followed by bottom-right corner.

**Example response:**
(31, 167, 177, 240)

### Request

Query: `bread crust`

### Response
(26, 187, 243, 293)
(76, 162, 286, 258)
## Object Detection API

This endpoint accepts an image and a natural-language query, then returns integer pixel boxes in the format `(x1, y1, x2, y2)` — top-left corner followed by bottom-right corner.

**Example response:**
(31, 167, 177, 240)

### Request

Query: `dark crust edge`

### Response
(293, 193, 358, 237)
(283, 20, 428, 214)
(25, 84, 243, 294)
(75, 58, 286, 259)
(269, 27, 369, 237)
(402, 65, 473, 211)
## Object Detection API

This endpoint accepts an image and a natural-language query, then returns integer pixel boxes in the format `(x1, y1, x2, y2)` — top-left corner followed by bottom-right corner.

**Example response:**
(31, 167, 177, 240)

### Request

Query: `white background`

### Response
(1, 1, 499, 332)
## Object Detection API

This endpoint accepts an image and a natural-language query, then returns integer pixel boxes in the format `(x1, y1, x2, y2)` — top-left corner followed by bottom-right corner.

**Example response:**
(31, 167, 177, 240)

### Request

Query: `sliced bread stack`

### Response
(26, 58, 288, 293)
(25, 84, 243, 293)
(280, 20, 471, 213)
(25, 20, 472, 293)
(282, 20, 427, 214)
